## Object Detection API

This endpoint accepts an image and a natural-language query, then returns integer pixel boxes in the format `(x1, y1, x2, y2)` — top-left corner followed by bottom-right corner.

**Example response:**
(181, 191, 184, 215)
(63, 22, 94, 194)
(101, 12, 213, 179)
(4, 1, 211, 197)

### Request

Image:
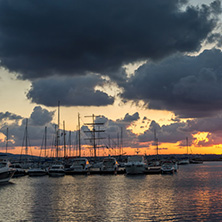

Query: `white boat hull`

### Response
(125, 164, 146, 175)
(28, 168, 47, 176)
(0, 170, 15, 183)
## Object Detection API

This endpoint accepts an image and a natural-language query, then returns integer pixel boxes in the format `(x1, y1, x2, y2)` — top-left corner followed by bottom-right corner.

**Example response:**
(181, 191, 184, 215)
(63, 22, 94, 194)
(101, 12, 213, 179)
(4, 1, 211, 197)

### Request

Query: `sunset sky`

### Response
(1, 0, 222, 157)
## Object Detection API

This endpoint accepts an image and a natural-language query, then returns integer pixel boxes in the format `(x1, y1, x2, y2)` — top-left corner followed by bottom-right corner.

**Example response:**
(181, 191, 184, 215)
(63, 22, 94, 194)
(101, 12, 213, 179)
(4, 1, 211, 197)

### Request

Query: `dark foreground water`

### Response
(1, 162, 222, 221)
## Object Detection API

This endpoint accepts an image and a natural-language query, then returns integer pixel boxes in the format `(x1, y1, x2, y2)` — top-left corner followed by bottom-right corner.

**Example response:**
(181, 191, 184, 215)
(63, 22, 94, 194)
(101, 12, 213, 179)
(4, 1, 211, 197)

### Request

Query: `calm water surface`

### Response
(1, 162, 222, 221)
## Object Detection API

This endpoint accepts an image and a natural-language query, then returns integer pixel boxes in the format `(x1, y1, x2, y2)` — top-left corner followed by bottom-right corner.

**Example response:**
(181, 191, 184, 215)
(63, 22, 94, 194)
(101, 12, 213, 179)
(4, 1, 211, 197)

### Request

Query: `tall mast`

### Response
(117, 132, 120, 156)
(25, 118, 28, 156)
(6, 127, 8, 153)
(68, 131, 71, 157)
(186, 137, 189, 155)
(45, 126, 47, 157)
(78, 113, 81, 157)
(63, 121, 66, 158)
(120, 127, 123, 155)
(93, 114, 96, 157)
(84, 114, 105, 159)
(154, 129, 158, 158)
(56, 101, 60, 158)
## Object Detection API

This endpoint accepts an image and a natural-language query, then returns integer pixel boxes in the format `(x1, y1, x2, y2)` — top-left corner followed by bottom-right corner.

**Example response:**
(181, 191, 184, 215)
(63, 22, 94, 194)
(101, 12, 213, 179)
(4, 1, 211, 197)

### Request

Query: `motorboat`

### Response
(0, 160, 15, 183)
(27, 167, 47, 176)
(161, 161, 175, 174)
(145, 159, 161, 174)
(125, 156, 147, 175)
(100, 157, 119, 174)
(178, 157, 189, 165)
(10, 163, 27, 177)
(65, 158, 91, 175)
(48, 164, 65, 177)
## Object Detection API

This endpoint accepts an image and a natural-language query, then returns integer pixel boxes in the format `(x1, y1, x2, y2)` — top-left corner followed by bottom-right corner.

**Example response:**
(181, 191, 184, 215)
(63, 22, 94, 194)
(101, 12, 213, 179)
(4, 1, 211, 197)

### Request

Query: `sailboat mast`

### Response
(78, 113, 81, 157)
(121, 127, 123, 155)
(68, 131, 71, 157)
(56, 101, 60, 158)
(92, 114, 96, 158)
(44, 126, 47, 157)
(6, 127, 8, 153)
(186, 137, 189, 155)
(25, 118, 28, 156)
(154, 129, 158, 158)
(63, 121, 66, 158)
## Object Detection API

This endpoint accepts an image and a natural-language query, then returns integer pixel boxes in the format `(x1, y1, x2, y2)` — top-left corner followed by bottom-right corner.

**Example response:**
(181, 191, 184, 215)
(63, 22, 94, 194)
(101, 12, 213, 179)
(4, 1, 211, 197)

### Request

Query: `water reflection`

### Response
(2, 162, 222, 221)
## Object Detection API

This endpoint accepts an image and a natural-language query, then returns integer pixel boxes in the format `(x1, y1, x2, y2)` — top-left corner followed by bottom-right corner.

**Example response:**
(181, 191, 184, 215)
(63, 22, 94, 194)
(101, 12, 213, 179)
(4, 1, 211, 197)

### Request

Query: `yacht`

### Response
(100, 157, 119, 174)
(178, 157, 189, 165)
(48, 164, 65, 177)
(161, 161, 175, 174)
(0, 160, 15, 183)
(125, 156, 147, 175)
(10, 163, 26, 177)
(66, 158, 91, 175)
(145, 159, 162, 174)
(27, 167, 47, 176)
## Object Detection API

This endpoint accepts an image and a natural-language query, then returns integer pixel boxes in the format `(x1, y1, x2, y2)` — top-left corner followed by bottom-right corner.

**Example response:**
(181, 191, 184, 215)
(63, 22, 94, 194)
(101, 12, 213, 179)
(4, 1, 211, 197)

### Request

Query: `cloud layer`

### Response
(27, 75, 114, 107)
(121, 49, 222, 118)
(0, 0, 220, 80)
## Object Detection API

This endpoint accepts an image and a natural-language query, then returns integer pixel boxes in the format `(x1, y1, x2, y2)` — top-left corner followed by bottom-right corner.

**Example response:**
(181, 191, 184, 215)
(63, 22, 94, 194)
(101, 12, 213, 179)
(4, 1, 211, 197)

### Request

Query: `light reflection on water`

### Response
(1, 162, 222, 221)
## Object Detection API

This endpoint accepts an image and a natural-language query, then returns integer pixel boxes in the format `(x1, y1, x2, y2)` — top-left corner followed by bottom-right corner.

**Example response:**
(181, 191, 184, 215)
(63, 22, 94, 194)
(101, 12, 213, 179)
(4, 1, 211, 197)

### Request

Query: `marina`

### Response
(1, 162, 222, 221)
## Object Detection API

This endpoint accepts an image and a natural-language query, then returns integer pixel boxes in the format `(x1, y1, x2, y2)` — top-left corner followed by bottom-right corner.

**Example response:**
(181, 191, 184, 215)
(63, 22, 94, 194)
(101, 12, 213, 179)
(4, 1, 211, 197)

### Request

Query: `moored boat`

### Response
(27, 168, 47, 176)
(161, 161, 175, 174)
(65, 158, 91, 175)
(48, 164, 65, 177)
(100, 157, 119, 174)
(125, 156, 146, 175)
(0, 160, 15, 183)
(10, 163, 27, 177)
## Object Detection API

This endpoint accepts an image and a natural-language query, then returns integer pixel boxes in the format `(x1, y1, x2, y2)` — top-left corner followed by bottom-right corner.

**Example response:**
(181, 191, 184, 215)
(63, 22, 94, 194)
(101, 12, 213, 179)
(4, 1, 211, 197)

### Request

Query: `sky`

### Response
(1, 0, 222, 157)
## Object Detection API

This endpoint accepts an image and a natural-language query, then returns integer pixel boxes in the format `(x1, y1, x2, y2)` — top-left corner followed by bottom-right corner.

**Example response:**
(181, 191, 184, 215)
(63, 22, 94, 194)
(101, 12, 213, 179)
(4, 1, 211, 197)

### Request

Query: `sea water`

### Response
(1, 162, 222, 221)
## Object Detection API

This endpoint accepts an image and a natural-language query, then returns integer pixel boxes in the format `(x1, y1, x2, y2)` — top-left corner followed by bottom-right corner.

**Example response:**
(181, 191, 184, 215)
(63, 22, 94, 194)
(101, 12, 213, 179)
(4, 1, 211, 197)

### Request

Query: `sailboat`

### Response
(146, 130, 161, 174)
(48, 101, 65, 177)
(27, 126, 47, 177)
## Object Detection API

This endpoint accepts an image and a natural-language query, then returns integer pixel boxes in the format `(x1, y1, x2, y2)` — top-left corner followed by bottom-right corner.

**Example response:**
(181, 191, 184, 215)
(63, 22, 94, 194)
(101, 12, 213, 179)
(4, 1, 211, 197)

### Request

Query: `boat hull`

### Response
(125, 165, 146, 175)
(145, 166, 161, 174)
(48, 170, 65, 177)
(0, 170, 15, 183)
(28, 169, 47, 177)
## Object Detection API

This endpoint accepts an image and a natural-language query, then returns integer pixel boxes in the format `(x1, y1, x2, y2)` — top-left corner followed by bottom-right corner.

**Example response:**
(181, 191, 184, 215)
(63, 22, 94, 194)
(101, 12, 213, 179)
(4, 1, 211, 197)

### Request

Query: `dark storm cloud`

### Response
(27, 75, 114, 107)
(121, 48, 222, 118)
(0, 0, 220, 80)
(0, 112, 22, 121)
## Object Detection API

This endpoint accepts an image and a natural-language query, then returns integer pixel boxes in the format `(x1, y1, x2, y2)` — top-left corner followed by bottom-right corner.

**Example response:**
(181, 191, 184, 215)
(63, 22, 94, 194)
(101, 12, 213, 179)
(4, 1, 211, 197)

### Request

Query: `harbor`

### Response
(1, 161, 222, 221)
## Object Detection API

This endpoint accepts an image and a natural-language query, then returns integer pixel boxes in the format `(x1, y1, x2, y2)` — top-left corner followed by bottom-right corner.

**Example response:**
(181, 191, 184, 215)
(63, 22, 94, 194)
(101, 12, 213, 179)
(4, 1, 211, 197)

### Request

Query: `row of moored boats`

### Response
(0, 155, 197, 184)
